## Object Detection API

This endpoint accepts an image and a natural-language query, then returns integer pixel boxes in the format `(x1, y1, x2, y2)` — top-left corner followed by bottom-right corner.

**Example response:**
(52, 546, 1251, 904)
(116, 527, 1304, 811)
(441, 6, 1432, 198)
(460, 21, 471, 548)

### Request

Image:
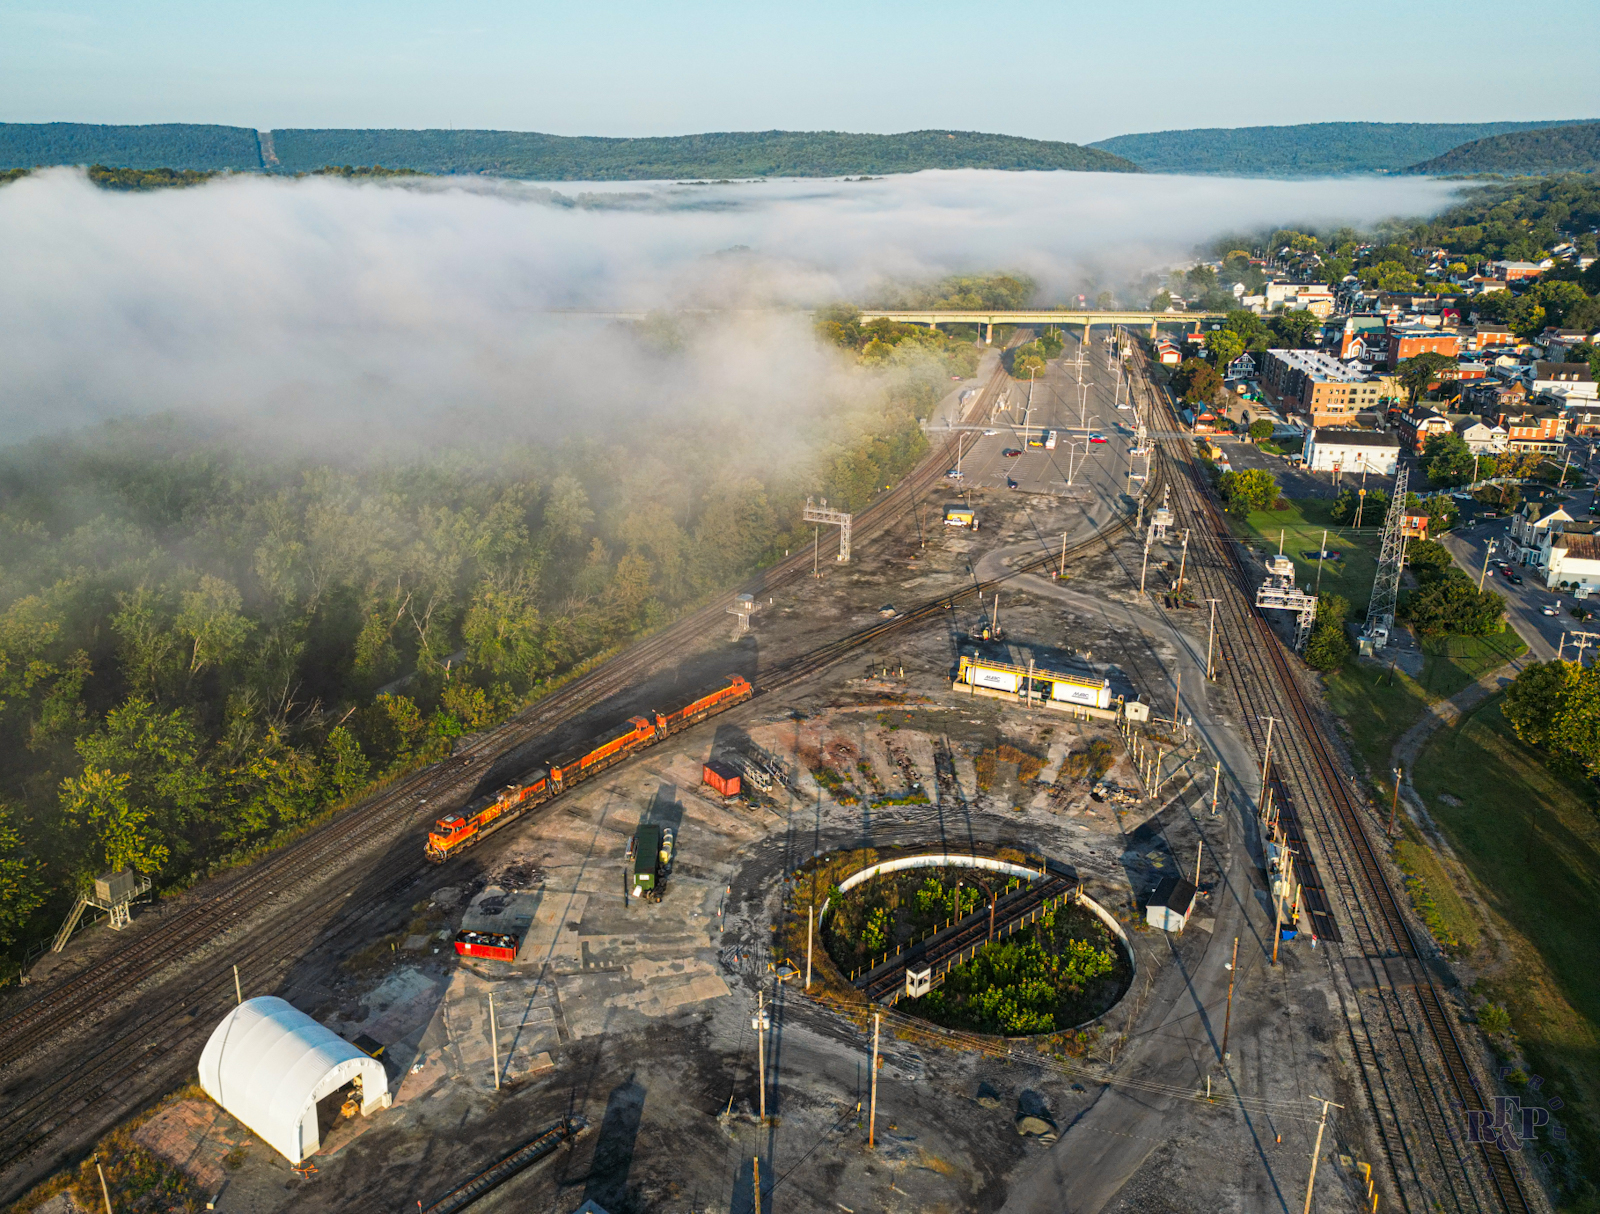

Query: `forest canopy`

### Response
(0, 315, 971, 966)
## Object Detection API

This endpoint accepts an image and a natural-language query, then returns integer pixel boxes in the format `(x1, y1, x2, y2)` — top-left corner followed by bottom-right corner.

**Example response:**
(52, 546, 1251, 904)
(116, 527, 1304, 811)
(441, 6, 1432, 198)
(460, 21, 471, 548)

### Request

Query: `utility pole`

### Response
(1176, 529, 1190, 595)
(1272, 847, 1295, 966)
(1314, 528, 1327, 597)
(752, 1156, 761, 1214)
(233, 964, 242, 1005)
(1478, 538, 1496, 591)
(1259, 716, 1280, 794)
(1059, 532, 1068, 577)
(1194, 837, 1203, 886)
(1140, 536, 1152, 597)
(1221, 935, 1239, 1062)
(868, 1012, 881, 1148)
(1302, 1097, 1344, 1214)
(1211, 760, 1222, 814)
(1205, 599, 1220, 679)
(489, 991, 499, 1091)
(805, 906, 814, 991)
(754, 990, 769, 1123)
(1172, 670, 1182, 728)
(97, 1159, 113, 1214)
(1388, 767, 1403, 838)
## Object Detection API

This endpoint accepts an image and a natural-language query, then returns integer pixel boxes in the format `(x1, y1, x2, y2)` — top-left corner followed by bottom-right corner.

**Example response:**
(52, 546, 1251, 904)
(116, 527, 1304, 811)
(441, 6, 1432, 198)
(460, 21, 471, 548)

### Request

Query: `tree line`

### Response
(0, 327, 967, 965)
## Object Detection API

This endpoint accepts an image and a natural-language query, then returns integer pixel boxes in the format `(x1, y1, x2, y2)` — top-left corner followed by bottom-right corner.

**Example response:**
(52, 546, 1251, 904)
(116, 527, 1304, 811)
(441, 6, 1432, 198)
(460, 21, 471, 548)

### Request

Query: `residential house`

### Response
(1532, 361, 1598, 403)
(1387, 327, 1463, 368)
(1302, 428, 1401, 476)
(1513, 500, 1575, 563)
(1467, 275, 1508, 294)
(1454, 416, 1508, 455)
(1225, 352, 1257, 380)
(1154, 338, 1182, 365)
(1493, 405, 1567, 454)
(1544, 330, 1600, 361)
(1544, 527, 1600, 595)
(1396, 407, 1452, 453)
(1401, 512, 1430, 541)
(1260, 349, 1384, 426)
(1563, 401, 1600, 437)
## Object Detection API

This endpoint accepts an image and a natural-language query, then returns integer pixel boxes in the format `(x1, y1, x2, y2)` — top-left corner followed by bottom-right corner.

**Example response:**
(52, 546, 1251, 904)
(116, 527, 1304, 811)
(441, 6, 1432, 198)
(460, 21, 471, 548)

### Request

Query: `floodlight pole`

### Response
(1302, 1097, 1345, 1214)
(489, 991, 499, 1091)
(1205, 598, 1220, 679)
(1388, 767, 1403, 838)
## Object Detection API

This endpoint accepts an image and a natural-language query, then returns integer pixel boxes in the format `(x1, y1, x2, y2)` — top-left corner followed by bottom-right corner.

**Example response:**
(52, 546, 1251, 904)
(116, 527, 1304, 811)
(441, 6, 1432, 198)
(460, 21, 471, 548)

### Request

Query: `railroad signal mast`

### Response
(803, 496, 852, 564)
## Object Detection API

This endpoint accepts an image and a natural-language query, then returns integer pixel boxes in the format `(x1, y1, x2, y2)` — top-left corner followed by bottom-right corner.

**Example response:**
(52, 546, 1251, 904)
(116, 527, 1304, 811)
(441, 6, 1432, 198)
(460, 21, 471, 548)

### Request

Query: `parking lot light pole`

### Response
(1479, 539, 1497, 591)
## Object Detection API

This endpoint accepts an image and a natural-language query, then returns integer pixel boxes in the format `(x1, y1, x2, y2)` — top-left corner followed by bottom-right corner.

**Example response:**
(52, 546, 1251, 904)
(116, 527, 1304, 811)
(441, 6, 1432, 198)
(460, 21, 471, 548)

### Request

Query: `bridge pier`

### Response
(928, 321, 938, 332)
(985, 323, 993, 345)
(1083, 321, 1092, 349)
(1149, 319, 1159, 340)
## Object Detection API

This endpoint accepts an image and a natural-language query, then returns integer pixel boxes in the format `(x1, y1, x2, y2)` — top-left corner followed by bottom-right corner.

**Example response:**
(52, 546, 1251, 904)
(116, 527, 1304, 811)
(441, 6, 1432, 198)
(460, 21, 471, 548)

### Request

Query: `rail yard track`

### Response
(0, 346, 1144, 1199)
(1129, 344, 1536, 1213)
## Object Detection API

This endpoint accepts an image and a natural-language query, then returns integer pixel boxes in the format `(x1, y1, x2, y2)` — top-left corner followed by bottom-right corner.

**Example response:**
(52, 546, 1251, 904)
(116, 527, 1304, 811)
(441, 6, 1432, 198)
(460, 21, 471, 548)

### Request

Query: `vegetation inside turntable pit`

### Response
(0, 283, 998, 977)
(821, 867, 1125, 1035)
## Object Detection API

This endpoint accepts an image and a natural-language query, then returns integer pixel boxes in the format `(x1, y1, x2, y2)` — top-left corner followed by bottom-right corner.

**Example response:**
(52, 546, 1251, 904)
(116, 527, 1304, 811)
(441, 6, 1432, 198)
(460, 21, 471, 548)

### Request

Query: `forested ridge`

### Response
(1089, 120, 1593, 176)
(1406, 122, 1600, 176)
(0, 124, 1136, 178)
(0, 315, 977, 971)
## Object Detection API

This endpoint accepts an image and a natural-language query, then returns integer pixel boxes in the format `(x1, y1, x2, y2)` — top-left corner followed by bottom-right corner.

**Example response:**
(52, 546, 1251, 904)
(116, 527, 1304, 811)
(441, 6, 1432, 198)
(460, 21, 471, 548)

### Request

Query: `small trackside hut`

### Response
(1146, 876, 1197, 933)
(702, 760, 742, 798)
(627, 824, 674, 901)
(944, 505, 978, 528)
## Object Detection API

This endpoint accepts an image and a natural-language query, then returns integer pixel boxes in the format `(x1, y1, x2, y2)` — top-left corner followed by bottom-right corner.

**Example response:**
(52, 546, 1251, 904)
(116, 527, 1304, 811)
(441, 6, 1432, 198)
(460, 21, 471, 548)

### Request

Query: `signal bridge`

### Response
(1256, 553, 1318, 651)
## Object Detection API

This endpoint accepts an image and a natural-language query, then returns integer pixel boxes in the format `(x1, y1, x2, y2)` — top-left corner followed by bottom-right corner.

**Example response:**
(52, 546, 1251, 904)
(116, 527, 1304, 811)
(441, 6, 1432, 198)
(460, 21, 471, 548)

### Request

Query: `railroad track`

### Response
(0, 342, 1118, 1198)
(855, 873, 1074, 1003)
(1131, 346, 1534, 1214)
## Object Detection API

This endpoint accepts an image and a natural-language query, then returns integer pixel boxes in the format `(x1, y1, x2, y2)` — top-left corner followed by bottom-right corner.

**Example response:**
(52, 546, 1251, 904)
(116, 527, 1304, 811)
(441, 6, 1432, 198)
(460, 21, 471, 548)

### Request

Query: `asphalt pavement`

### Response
(1437, 495, 1597, 663)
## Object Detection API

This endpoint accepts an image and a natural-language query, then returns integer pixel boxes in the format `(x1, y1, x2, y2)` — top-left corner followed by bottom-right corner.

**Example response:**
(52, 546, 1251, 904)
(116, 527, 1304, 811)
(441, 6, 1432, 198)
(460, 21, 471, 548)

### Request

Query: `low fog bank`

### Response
(0, 167, 1461, 444)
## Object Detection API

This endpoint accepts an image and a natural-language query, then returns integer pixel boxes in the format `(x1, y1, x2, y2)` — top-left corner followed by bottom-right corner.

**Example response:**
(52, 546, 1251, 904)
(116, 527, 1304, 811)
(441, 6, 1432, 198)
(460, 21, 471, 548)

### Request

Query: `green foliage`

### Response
(1303, 593, 1352, 672)
(1502, 659, 1600, 777)
(0, 123, 262, 170)
(1247, 419, 1275, 442)
(265, 130, 1139, 178)
(1087, 120, 1582, 176)
(1403, 569, 1506, 637)
(914, 906, 1116, 1036)
(1171, 357, 1223, 405)
(1479, 1002, 1513, 1035)
(1397, 353, 1459, 404)
(1406, 121, 1600, 175)
(1405, 539, 1455, 580)
(1219, 468, 1279, 515)
(87, 165, 219, 191)
(0, 804, 45, 946)
(1205, 328, 1245, 368)
(1271, 309, 1320, 348)
(1422, 431, 1477, 486)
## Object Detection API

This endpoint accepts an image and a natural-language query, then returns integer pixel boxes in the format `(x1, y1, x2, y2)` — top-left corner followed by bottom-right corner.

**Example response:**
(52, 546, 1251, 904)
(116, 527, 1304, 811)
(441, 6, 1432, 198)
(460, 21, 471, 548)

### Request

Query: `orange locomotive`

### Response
(426, 674, 752, 862)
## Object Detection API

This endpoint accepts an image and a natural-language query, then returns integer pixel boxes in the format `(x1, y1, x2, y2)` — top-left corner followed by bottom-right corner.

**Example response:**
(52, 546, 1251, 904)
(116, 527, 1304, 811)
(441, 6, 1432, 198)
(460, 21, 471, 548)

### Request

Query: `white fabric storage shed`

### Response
(198, 996, 390, 1164)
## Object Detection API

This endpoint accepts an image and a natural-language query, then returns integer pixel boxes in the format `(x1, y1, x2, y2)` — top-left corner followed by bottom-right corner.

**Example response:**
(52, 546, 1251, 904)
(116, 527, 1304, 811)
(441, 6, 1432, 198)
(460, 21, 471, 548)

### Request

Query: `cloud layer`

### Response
(0, 168, 1462, 444)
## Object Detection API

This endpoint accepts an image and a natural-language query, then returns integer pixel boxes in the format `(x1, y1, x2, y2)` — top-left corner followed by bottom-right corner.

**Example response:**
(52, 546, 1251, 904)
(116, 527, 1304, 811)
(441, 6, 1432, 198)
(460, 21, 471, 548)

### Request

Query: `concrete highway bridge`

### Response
(855, 308, 1231, 342)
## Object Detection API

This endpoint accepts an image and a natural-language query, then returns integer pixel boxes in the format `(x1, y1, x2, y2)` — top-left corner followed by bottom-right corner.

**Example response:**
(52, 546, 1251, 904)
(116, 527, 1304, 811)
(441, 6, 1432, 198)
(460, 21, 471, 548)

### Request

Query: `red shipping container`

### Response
(454, 929, 520, 961)
(703, 760, 742, 797)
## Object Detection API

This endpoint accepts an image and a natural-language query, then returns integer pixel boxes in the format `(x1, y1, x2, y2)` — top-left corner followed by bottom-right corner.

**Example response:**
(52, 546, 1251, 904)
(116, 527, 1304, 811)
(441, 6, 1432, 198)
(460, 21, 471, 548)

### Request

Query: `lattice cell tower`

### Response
(1362, 465, 1409, 652)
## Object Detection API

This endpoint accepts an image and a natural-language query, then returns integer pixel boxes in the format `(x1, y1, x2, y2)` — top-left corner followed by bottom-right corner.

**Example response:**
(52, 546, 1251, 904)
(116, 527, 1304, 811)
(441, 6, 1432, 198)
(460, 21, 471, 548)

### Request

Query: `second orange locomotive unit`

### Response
(425, 674, 752, 862)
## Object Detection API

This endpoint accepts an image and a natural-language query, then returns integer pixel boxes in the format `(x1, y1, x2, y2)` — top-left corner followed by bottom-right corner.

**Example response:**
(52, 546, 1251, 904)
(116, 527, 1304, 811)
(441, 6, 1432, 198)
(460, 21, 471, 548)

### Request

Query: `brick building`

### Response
(1260, 349, 1383, 426)
(1387, 327, 1463, 368)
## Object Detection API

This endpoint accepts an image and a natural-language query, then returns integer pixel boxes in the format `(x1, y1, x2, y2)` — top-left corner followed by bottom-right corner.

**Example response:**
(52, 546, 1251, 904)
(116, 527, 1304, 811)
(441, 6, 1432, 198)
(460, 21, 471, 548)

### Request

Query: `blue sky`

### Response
(3, 0, 1597, 143)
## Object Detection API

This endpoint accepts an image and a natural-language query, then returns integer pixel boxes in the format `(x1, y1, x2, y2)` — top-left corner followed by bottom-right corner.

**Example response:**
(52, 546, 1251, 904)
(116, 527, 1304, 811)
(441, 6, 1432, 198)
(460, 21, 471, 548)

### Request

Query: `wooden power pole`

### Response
(868, 1012, 881, 1147)
(1302, 1096, 1344, 1214)
(1221, 936, 1239, 1062)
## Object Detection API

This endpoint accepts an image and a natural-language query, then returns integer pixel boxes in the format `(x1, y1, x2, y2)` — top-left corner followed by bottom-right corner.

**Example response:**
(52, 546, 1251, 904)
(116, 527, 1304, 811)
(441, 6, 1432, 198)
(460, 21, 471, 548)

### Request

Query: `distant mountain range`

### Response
(3, 119, 1596, 180)
(1088, 120, 1594, 176)
(0, 123, 1136, 178)
(1403, 122, 1600, 175)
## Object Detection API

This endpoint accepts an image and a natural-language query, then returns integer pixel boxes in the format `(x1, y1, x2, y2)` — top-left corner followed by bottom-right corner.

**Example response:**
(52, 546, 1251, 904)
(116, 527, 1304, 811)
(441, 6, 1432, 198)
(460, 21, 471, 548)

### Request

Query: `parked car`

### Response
(1003, 447, 1022, 458)
(945, 469, 964, 479)
(1543, 605, 1560, 616)
(983, 429, 998, 436)
(1504, 571, 1524, 585)
(1088, 432, 1108, 444)
(1006, 477, 1019, 490)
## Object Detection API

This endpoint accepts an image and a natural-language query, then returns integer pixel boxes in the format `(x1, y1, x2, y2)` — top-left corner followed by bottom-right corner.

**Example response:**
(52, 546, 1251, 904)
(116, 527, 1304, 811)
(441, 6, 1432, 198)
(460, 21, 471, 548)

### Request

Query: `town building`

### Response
(1490, 259, 1549, 283)
(1387, 327, 1463, 368)
(1563, 401, 1600, 437)
(1302, 428, 1401, 476)
(1154, 338, 1182, 365)
(1544, 528, 1600, 595)
(1492, 406, 1568, 454)
(1454, 416, 1508, 455)
(1466, 324, 1517, 353)
(1260, 349, 1384, 426)
(1532, 361, 1597, 403)
(1513, 501, 1575, 563)
(1395, 407, 1452, 453)
(1333, 314, 1389, 360)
